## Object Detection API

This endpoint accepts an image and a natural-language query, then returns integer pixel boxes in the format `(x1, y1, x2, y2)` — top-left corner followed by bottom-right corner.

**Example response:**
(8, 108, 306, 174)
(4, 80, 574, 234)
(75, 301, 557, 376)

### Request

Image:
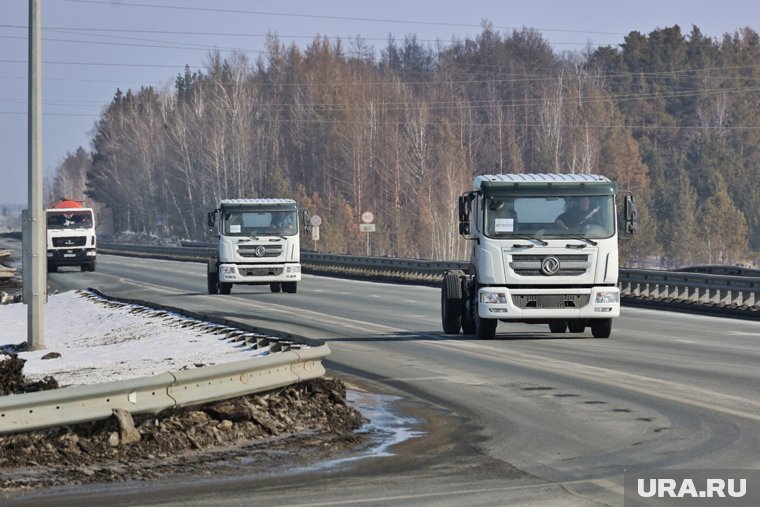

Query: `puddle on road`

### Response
(302, 390, 425, 471)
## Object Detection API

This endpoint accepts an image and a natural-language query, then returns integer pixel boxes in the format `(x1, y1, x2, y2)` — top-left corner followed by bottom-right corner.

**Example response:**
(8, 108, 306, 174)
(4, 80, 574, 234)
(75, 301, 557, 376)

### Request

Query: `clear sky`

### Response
(1, 0, 756, 205)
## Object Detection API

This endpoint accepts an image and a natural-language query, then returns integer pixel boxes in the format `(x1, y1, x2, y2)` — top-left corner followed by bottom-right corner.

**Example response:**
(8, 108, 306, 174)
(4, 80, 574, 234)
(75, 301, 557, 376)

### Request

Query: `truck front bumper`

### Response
(477, 286, 620, 320)
(47, 248, 96, 266)
(218, 263, 301, 283)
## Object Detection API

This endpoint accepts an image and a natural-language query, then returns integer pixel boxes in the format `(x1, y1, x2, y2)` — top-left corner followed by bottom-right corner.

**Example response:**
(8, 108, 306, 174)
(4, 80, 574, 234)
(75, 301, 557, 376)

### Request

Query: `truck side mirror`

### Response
(458, 194, 471, 222)
(207, 210, 217, 230)
(459, 222, 471, 235)
(302, 210, 311, 232)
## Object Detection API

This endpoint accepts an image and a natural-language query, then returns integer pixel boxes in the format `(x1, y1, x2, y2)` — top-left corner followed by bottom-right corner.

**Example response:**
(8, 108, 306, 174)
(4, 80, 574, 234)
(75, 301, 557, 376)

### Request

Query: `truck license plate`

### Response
(63, 253, 75, 258)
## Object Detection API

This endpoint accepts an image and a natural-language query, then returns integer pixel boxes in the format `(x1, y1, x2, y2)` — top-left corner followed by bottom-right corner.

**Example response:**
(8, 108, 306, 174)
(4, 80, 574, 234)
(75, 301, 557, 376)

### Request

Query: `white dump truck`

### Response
(206, 199, 309, 295)
(442, 174, 637, 339)
(46, 199, 97, 272)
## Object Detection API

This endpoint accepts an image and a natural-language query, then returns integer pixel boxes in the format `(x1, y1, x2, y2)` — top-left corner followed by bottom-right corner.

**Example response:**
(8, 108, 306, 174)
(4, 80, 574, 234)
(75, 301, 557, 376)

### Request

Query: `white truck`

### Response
(206, 199, 308, 295)
(45, 199, 97, 272)
(442, 174, 637, 339)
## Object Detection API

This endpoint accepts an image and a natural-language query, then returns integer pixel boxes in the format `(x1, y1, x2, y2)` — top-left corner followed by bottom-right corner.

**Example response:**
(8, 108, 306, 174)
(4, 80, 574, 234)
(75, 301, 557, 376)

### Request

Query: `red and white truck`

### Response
(46, 199, 97, 272)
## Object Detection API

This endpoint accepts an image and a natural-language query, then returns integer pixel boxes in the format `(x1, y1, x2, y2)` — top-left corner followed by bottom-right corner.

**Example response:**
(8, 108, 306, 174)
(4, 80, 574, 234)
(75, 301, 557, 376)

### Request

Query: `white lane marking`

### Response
(676, 339, 696, 343)
(418, 339, 760, 422)
(404, 300, 417, 303)
(370, 294, 381, 298)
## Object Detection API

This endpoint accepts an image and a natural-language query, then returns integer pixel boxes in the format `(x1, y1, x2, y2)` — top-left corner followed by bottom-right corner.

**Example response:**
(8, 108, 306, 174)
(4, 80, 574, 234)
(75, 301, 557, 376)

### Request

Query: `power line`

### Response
(58, 0, 627, 37)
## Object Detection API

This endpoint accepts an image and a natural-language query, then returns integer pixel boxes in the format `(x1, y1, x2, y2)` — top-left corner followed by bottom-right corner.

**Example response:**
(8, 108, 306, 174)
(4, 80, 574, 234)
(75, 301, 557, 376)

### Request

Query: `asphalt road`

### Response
(5, 244, 760, 506)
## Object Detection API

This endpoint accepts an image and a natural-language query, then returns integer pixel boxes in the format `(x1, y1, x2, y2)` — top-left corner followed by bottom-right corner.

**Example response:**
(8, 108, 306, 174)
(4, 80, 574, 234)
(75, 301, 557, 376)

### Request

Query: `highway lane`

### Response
(7, 245, 760, 506)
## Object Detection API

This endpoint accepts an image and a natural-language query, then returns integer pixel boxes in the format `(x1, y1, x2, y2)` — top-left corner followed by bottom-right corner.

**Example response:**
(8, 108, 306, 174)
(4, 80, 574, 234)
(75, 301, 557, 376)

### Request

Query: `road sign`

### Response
(311, 226, 320, 241)
(310, 214, 322, 227)
(361, 211, 374, 224)
(359, 223, 376, 232)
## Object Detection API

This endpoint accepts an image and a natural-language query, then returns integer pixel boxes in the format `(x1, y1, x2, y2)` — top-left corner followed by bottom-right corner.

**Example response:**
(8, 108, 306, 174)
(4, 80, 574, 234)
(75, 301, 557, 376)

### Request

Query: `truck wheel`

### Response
(270, 283, 282, 293)
(591, 319, 612, 338)
(461, 299, 475, 334)
(283, 282, 297, 293)
(475, 313, 497, 340)
(48, 264, 57, 273)
(88, 262, 96, 272)
(219, 282, 232, 295)
(568, 320, 585, 333)
(207, 265, 219, 294)
(549, 321, 567, 333)
(441, 273, 463, 334)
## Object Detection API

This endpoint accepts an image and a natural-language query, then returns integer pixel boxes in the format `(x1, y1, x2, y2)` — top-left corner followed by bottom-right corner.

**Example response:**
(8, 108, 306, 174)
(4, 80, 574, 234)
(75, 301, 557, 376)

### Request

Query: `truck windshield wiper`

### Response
(564, 235, 597, 246)
(509, 235, 548, 246)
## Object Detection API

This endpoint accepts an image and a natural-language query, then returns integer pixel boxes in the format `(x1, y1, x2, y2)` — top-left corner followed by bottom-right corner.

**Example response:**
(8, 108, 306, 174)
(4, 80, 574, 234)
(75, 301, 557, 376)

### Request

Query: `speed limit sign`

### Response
(361, 211, 374, 224)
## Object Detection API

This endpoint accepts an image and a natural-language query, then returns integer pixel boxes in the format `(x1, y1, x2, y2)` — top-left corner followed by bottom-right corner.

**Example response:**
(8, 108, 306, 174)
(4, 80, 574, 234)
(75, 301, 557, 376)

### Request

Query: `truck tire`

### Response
(48, 264, 57, 273)
(568, 320, 585, 333)
(591, 319, 612, 338)
(270, 283, 282, 293)
(461, 299, 475, 334)
(283, 282, 297, 293)
(475, 312, 497, 340)
(441, 272, 463, 334)
(549, 321, 567, 333)
(219, 282, 232, 295)
(207, 261, 219, 294)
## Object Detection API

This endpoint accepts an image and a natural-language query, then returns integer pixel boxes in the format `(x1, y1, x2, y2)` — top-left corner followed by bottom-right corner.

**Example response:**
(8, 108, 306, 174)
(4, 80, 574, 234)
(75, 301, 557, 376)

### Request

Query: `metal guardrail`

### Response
(0, 346, 328, 434)
(99, 242, 760, 317)
(0, 288, 330, 434)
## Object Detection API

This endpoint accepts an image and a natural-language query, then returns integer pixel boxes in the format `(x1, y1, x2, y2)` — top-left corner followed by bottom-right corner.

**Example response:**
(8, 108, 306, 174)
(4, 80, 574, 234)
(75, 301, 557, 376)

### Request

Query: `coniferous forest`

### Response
(49, 24, 760, 267)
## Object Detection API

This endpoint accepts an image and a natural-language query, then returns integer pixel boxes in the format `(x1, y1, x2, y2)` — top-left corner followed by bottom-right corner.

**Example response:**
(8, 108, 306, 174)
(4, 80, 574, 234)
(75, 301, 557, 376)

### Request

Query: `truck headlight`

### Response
(480, 292, 507, 304)
(594, 290, 619, 304)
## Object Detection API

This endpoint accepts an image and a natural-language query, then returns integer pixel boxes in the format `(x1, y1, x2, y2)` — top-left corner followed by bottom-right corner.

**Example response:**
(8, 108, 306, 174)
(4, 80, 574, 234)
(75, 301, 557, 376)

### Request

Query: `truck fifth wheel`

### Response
(442, 174, 637, 340)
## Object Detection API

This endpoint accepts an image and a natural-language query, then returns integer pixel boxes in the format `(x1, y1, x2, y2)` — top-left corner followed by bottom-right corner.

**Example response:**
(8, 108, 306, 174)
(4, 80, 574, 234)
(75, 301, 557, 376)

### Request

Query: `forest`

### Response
(49, 23, 759, 268)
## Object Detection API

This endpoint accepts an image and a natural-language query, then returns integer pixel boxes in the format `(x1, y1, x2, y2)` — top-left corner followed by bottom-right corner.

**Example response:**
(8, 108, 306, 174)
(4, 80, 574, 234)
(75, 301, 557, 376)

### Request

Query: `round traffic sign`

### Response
(361, 211, 374, 224)
(310, 214, 322, 227)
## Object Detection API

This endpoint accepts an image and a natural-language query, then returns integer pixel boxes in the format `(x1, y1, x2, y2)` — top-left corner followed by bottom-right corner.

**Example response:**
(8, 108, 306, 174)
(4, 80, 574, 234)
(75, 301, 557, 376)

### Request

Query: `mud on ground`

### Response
(0, 352, 368, 492)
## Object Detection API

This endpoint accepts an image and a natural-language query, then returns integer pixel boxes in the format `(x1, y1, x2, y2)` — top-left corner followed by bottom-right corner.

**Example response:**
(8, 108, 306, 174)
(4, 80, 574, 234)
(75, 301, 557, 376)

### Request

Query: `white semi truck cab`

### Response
(206, 199, 309, 295)
(46, 200, 97, 272)
(442, 174, 636, 339)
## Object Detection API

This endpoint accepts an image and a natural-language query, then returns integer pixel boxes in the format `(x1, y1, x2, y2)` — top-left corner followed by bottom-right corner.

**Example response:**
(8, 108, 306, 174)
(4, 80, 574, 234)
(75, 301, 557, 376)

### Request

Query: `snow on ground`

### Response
(0, 290, 273, 387)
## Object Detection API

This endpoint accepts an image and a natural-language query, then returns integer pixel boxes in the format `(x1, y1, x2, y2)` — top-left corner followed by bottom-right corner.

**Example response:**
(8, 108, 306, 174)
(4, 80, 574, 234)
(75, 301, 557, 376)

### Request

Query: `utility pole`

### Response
(24, 0, 45, 350)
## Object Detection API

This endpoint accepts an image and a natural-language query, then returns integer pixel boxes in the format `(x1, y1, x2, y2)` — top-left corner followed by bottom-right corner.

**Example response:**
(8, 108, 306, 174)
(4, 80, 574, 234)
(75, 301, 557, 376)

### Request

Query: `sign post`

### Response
(310, 214, 321, 251)
(360, 211, 375, 256)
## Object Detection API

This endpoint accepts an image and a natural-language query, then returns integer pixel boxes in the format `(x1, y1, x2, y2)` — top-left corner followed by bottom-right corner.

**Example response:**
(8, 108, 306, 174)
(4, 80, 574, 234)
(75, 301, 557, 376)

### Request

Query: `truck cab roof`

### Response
(475, 173, 616, 196)
(219, 198, 297, 209)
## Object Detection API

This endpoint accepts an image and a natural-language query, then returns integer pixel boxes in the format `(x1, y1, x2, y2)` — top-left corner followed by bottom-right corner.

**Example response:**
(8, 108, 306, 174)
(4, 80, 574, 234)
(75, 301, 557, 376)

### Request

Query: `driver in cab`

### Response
(555, 196, 596, 230)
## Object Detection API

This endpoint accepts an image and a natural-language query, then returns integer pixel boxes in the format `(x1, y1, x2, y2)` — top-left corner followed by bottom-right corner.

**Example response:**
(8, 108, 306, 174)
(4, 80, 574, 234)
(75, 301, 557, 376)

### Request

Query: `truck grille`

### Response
(52, 236, 87, 247)
(237, 244, 283, 258)
(510, 254, 590, 276)
(511, 294, 591, 309)
(239, 267, 284, 277)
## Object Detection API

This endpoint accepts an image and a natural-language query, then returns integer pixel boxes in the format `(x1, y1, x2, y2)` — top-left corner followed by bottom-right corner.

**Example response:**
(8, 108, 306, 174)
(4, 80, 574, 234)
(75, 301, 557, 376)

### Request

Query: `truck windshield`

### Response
(484, 195, 615, 240)
(47, 211, 93, 230)
(222, 210, 297, 237)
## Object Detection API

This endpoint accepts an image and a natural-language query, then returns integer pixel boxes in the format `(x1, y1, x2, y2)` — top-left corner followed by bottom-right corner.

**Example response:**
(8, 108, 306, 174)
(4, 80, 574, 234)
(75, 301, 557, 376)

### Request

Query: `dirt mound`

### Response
(0, 351, 59, 395)
(0, 358, 368, 491)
